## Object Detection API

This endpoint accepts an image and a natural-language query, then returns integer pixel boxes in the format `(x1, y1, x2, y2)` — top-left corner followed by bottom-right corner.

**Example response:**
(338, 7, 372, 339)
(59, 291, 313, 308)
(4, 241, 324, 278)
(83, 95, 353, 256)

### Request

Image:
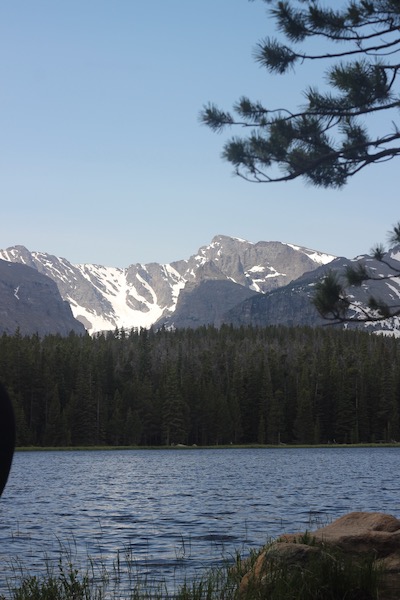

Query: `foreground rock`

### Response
(240, 512, 400, 600)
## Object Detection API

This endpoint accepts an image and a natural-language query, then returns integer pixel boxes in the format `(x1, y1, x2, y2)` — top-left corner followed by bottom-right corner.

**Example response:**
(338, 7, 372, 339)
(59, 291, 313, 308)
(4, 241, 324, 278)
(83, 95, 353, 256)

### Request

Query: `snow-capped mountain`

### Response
(0, 235, 335, 333)
(225, 247, 400, 336)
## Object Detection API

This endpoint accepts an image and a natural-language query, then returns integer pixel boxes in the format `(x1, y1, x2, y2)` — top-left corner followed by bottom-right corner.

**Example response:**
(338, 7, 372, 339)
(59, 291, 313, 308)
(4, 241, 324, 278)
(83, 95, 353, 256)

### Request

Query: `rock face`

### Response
(226, 248, 400, 335)
(2, 238, 398, 335)
(0, 259, 86, 336)
(156, 279, 259, 329)
(240, 512, 400, 600)
(224, 266, 334, 329)
(0, 237, 334, 333)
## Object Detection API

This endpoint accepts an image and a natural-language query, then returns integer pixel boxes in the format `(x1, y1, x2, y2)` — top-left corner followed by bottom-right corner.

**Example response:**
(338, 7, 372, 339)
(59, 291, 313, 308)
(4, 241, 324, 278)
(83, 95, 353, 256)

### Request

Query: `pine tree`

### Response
(267, 390, 285, 445)
(201, 1, 400, 188)
(44, 384, 66, 446)
(313, 224, 400, 324)
(161, 366, 189, 446)
(336, 365, 359, 444)
(377, 362, 399, 442)
(108, 390, 125, 445)
(294, 379, 314, 444)
(200, 0, 400, 328)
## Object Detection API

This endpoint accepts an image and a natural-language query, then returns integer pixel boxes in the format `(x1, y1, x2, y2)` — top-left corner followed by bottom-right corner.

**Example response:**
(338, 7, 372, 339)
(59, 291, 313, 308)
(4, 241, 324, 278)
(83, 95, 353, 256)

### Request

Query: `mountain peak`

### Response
(0, 236, 336, 334)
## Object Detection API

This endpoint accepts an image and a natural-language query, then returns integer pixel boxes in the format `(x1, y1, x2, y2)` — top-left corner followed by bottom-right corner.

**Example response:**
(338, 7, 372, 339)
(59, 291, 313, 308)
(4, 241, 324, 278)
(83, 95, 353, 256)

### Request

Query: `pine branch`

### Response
(203, 1, 400, 186)
(313, 221, 400, 324)
(255, 36, 400, 72)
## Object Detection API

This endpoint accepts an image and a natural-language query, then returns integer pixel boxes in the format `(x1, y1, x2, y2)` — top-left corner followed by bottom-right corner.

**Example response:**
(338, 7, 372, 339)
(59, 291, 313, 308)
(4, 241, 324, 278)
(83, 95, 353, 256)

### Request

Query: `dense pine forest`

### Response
(1, 325, 400, 447)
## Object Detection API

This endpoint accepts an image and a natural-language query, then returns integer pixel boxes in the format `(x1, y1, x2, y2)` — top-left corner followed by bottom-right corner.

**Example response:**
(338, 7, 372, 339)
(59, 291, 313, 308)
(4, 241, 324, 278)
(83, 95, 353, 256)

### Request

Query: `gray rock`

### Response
(0, 259, 85, 336)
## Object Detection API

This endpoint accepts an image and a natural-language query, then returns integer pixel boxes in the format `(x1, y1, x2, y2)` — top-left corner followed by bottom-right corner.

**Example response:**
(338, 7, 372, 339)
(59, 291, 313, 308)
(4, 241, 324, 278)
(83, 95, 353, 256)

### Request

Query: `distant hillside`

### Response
(0, 259, 86, 336)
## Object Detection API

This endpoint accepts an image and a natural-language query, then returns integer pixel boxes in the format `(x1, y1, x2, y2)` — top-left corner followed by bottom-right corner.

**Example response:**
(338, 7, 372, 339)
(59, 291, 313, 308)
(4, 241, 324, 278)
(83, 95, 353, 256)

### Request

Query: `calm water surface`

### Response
(1, 448, 400, 593)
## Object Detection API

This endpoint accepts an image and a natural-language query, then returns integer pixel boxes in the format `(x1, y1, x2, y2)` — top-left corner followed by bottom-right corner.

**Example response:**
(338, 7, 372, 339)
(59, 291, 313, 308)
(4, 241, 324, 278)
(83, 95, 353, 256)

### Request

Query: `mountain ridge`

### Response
(224, 249, 400, 336)
(0, 235, 335, 333)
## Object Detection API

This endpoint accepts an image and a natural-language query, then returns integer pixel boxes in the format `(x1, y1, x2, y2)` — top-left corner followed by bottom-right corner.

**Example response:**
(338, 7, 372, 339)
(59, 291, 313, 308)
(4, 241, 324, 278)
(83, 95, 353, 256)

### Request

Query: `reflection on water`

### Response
(1, 448, 400, 591)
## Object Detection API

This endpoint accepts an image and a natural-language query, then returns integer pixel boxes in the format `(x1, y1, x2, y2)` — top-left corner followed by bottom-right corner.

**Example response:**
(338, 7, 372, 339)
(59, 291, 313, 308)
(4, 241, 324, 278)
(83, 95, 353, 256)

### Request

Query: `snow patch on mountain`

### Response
(0, 236, 336, 334)
(285, 243, 335, 265)
(386, 280, 400, 300)
(390, 249, 400, 262)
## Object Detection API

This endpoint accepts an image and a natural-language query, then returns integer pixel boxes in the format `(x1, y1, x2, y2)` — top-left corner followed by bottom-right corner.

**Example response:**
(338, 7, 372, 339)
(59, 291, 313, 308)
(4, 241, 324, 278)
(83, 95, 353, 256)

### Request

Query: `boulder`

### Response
(240, 512, 400, 599)
(281, 512, 400, 557)
(239, 542, 320, 594)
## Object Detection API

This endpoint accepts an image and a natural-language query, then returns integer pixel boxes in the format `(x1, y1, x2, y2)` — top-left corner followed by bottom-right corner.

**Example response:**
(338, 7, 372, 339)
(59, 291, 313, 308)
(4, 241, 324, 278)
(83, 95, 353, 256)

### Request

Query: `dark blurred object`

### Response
(0, 382, 15, 496)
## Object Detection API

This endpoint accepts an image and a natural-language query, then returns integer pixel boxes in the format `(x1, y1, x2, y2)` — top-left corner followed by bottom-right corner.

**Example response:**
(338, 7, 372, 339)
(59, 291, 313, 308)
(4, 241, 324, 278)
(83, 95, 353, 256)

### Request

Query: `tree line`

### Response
(1, 325, 399, 447)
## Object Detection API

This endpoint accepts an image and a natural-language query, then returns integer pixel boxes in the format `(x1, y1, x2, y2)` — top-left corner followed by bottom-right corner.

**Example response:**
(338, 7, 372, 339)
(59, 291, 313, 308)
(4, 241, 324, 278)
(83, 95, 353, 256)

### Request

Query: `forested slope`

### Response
(2, 326, 399, 447)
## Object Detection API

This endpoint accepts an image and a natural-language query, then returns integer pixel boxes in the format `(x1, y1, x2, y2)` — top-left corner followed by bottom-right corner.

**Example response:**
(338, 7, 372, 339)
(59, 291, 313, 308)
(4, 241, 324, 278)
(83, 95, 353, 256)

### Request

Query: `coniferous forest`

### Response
(1, 325, 400, 447)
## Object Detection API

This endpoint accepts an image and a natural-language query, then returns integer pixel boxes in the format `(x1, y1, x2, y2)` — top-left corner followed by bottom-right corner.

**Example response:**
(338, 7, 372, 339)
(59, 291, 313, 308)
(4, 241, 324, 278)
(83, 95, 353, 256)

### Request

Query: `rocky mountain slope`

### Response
(224, 248, 400, 336)
(0, 259, 86, 336)
(0, 236, 334, 333)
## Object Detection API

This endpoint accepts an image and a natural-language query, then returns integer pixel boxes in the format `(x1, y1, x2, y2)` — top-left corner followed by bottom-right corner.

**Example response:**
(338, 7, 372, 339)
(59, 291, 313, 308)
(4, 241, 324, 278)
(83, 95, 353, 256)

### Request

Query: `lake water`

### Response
(1, 447, 400, 595)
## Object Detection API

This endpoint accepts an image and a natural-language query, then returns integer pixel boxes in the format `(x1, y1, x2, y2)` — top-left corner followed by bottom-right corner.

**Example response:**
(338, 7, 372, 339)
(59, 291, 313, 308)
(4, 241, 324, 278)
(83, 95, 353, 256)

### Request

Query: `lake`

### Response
(1, 447, 400, 594)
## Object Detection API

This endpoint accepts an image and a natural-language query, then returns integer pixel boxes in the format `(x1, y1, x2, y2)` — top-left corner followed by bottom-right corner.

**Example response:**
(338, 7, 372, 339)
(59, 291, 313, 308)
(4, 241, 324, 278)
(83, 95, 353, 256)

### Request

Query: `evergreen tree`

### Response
(69, 361, 98, 445)
(201, 1, 400, 188)
(12, 391, 31, 446)
(43, 384, 66, 446)
(161, 366, 189, 445)
(294, 371, 314, 445)
(377, 362, 399, 442)
(335, 365, 359, 444)
(267, 390, 285, 445)
(137, 376, 161, 445)
(200, 0, 400, 328)
(313, 224, 400, 324)
(124, 407, 143, 446)
(1, 325, 400, 447)
(108, 390, 125, 445)
(227, 390, 243, 445)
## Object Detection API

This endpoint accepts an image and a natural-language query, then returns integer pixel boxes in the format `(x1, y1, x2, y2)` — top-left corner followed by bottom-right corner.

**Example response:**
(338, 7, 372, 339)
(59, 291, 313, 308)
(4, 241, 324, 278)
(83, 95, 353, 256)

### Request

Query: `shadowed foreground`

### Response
(0, 382, 15, 496)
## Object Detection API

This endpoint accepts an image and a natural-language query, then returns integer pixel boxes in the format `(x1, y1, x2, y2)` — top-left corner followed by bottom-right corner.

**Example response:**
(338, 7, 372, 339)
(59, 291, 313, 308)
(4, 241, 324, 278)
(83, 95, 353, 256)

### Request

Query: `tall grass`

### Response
(240, 547, 381, 600)
(1, 541, 382, 600)
(2, 544, 238, 600)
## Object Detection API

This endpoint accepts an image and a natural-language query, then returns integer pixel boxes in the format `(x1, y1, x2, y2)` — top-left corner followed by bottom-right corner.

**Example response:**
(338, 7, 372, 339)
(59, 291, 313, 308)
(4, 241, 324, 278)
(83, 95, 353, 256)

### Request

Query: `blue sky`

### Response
(1, 1, 398, 267)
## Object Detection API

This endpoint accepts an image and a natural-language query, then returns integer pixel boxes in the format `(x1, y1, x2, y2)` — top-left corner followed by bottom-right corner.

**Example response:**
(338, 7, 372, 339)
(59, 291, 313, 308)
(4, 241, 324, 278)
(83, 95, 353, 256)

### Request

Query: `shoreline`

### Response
(15, 442, 400, 452)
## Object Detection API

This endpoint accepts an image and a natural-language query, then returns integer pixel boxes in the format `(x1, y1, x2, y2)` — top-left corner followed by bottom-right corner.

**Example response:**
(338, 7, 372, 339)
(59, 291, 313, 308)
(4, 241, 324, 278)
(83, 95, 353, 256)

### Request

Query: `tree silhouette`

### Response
(313, 222, 400, 323)
(0, 383, 15, 496)
(201, 1, 400, 326)
(201, 1, 400, 188)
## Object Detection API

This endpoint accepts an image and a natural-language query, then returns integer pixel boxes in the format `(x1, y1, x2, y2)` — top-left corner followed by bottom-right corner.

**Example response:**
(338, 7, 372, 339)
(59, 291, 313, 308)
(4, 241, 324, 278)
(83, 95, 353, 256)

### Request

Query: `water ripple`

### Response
(0, 447, 399, 592)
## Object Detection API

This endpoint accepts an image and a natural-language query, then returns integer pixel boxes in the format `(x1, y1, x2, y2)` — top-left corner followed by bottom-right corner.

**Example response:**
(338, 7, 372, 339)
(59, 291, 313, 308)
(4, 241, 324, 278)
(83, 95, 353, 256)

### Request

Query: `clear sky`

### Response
(1, 1, 398, 267)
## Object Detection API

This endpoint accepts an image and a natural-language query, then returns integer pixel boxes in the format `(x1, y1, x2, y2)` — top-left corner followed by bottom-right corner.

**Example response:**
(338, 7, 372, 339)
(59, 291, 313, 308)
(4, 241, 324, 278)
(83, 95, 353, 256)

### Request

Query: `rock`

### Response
(0, 259, 86, 336)
(240, 512, 400, 600)
(240, 542, 320, 594)
(158, 279, 258, 329)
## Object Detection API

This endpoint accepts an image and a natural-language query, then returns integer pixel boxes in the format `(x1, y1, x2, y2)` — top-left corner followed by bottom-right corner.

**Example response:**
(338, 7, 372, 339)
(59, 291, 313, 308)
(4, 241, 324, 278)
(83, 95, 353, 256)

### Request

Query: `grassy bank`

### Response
(2, 539, 383, 600)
